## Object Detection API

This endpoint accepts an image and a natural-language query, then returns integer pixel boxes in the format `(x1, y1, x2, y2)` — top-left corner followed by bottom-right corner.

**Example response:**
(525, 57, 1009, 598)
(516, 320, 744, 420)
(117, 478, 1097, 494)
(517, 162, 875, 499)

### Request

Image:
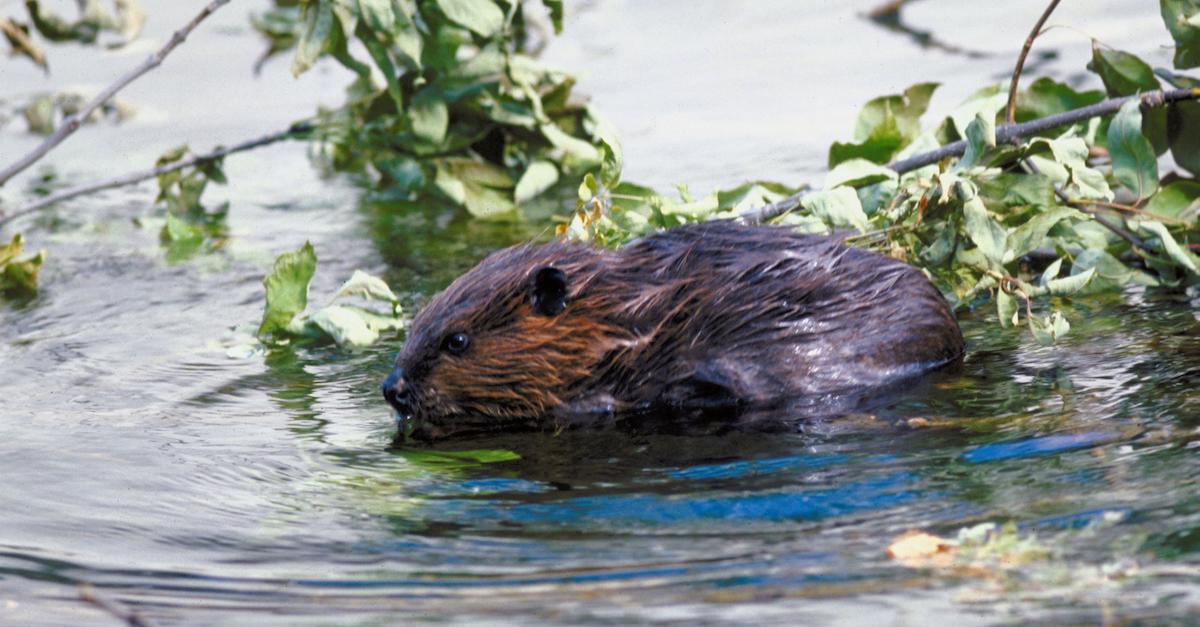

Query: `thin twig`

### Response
(0, 0, 232, 187)
(887, 87, 1200, 175)
(738, 190, 809, 224)
(78, 583, 156, 627)
(0, 123, 309, 227)
(1005, 0, 1062, 125)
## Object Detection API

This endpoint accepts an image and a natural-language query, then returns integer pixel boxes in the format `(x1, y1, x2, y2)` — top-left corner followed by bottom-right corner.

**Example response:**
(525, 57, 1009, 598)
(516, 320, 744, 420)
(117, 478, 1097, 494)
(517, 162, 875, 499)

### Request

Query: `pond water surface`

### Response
(2, 1, 1199, 624)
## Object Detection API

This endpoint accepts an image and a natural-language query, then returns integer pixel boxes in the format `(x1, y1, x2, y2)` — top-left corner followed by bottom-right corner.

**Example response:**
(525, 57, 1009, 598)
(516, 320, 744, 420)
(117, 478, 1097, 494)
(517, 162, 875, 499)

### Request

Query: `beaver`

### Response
(382, 221, 964, 441)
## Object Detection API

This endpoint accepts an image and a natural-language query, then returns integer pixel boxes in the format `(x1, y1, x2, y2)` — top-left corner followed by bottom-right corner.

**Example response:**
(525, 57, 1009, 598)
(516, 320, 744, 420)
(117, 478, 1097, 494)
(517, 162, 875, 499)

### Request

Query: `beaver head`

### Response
(382, 241, 629, 440)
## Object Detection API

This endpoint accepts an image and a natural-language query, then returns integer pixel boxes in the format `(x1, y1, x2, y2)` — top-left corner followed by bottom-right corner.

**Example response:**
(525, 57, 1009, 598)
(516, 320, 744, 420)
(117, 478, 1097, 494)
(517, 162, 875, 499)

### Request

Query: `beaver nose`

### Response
(382, 366, 414, 416)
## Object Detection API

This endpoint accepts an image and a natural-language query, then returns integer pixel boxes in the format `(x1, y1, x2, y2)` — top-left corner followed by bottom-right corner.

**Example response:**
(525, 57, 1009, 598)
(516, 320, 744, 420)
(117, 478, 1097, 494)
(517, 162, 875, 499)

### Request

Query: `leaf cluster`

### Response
(258, 241, 405, 348)
(1, 0, 146, 72)
(569, 6, 1200, 344)
(0, 233, 45, 297)
(253, 0, 612, 216)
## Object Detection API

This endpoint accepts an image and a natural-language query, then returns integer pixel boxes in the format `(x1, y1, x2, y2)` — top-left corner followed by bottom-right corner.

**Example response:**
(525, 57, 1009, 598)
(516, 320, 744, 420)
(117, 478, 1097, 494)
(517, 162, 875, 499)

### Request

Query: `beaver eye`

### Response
(442, 332, 470, 354)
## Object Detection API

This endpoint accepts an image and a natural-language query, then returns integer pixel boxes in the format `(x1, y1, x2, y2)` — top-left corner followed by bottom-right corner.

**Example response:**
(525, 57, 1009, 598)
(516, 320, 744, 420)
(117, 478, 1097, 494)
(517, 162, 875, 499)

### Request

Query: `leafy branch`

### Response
(0, 0, 230, 187)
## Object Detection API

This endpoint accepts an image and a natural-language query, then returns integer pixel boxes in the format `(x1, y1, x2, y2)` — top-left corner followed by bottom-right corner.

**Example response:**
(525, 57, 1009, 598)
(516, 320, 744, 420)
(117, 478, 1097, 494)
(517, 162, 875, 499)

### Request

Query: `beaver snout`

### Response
(381, 366, 415, 416)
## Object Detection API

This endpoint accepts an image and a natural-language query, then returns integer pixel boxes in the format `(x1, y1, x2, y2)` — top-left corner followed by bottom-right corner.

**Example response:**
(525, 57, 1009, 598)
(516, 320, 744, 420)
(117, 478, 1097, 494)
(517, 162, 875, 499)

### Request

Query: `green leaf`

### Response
(1106, 99, 1159, 198)
(1145, 180, 1200, 220)
(435, 0, 504, 37)
(1042, 267, 1096, 296)
(408, 86, 449, 146)
(1089, 45, 1160, 96)
(160, 213, 203, 244)
(1029, 311, 1070, 345)
(1006, 206, 1086, 258)
(716, 181, 802, 214)
(0, 234, 45, 296)
(959, 111, 996, 169)
(1028, 137, 1113, 200)
(1071, 248, 1158, 290)
(801, 186, 869, 233)
(1138, 220, 1200, 273)
(540, 122, 601, 168)
(1016, 78, 1104, 120)
(514, 160, 559, 204)
(356, 0, 393, 32)
(1167, 98, 1200, 176)
(996, 289, 1018, 328)
(292, 0, 334, 77)
(541, 0, 564, 33)
(963, 196, 1009, 266)
(824, 159, 897, 189)
(1161, 0, 1200, 69)
(258, 241, 318, 338)
(853, 82, 937, 143)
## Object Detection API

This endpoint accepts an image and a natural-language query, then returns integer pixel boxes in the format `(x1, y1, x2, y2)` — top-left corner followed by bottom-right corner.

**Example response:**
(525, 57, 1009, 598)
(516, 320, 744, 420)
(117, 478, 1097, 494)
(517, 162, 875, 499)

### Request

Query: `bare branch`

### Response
(0, 0, 232, 187)
(0, 123, 309, 227)
(1005, 0, 1062, 125)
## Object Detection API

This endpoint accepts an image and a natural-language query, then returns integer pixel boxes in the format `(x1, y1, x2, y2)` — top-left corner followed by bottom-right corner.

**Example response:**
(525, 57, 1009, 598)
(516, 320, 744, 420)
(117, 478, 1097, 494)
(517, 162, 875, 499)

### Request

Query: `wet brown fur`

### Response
(386, 222, 964, 439)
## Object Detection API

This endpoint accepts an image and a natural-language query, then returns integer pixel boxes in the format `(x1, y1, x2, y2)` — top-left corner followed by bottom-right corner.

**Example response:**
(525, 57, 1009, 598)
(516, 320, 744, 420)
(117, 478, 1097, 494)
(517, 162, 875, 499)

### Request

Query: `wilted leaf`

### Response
(332, 269, 399, 304)
(258, 241, 318, 338)
(1, 17, 47, 70)
(1043, 267, 1096, 296)
(308, 304, 382, 347)
(292, 1, 334, 77)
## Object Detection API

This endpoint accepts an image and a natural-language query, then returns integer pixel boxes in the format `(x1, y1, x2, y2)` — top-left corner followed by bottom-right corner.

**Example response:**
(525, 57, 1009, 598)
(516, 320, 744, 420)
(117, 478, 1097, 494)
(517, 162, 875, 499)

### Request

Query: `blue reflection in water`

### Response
(962, 432, 1122, 464)
(667, 453, 850, 480)
(503, 472, 922, 526)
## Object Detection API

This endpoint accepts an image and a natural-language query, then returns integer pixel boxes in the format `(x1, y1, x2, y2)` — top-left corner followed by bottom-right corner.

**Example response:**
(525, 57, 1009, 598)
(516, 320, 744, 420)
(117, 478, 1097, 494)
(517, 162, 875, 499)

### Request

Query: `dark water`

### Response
(2, 1, 1199, 624)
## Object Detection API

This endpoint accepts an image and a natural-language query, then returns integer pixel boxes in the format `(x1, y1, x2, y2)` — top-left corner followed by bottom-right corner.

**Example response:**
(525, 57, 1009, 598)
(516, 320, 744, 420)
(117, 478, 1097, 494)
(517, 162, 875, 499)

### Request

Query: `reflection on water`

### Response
(2, 0, 1200, 624)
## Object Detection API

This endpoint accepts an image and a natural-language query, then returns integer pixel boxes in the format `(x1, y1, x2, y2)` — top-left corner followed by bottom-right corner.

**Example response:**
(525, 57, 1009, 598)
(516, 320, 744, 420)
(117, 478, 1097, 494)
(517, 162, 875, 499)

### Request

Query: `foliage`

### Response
(567, 11, 1200, 344)
(152, 145, 230, 262)
(252, 0, 613, 217)
(0, 234, 45, 296)
(258, 241, 404, 348)
(0, 0, 145, 71)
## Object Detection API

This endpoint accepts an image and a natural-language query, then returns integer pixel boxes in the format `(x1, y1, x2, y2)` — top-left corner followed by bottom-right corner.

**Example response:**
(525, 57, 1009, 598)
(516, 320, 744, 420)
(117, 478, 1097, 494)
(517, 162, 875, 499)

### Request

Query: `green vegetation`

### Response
(3, 1, 1200, 348)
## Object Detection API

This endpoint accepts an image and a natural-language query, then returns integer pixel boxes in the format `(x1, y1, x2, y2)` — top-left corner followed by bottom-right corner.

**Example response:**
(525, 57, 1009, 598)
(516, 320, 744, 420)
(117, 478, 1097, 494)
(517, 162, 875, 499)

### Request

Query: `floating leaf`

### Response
(332, 269, 399, 304)
(1030, 311, 1071, 345)
(258, 241, 318, 338)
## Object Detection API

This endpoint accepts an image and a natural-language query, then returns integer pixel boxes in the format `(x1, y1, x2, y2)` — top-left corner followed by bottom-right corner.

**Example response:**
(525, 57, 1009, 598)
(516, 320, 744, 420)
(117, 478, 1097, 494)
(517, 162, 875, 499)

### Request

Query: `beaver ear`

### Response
(531, 266, 568, 316)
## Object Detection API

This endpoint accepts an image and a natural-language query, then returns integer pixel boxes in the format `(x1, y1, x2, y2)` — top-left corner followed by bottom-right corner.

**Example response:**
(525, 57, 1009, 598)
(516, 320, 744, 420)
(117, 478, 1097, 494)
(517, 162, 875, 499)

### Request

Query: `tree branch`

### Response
(738, 87, 1200, 224)
(0, 123, 309, 227)
(0, 0, 232, 187)
(1005, 0, 1062, 125)
(887, 87, 1200, 175)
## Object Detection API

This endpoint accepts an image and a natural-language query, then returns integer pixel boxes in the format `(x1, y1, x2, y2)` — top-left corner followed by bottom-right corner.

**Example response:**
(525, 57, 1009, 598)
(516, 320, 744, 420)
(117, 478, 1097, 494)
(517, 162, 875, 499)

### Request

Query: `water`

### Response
(2, 0, 1199, 623)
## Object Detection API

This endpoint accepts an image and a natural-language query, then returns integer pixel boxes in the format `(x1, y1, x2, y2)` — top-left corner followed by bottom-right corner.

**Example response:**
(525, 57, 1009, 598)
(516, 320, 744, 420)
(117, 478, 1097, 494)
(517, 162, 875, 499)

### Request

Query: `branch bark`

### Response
(739, 87, 1200, 224)
(0, 124, 309, 227)
(887, 87, 1200, 175)
(0, 0, 232, 187)
(1005, 0, 1062, 125)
